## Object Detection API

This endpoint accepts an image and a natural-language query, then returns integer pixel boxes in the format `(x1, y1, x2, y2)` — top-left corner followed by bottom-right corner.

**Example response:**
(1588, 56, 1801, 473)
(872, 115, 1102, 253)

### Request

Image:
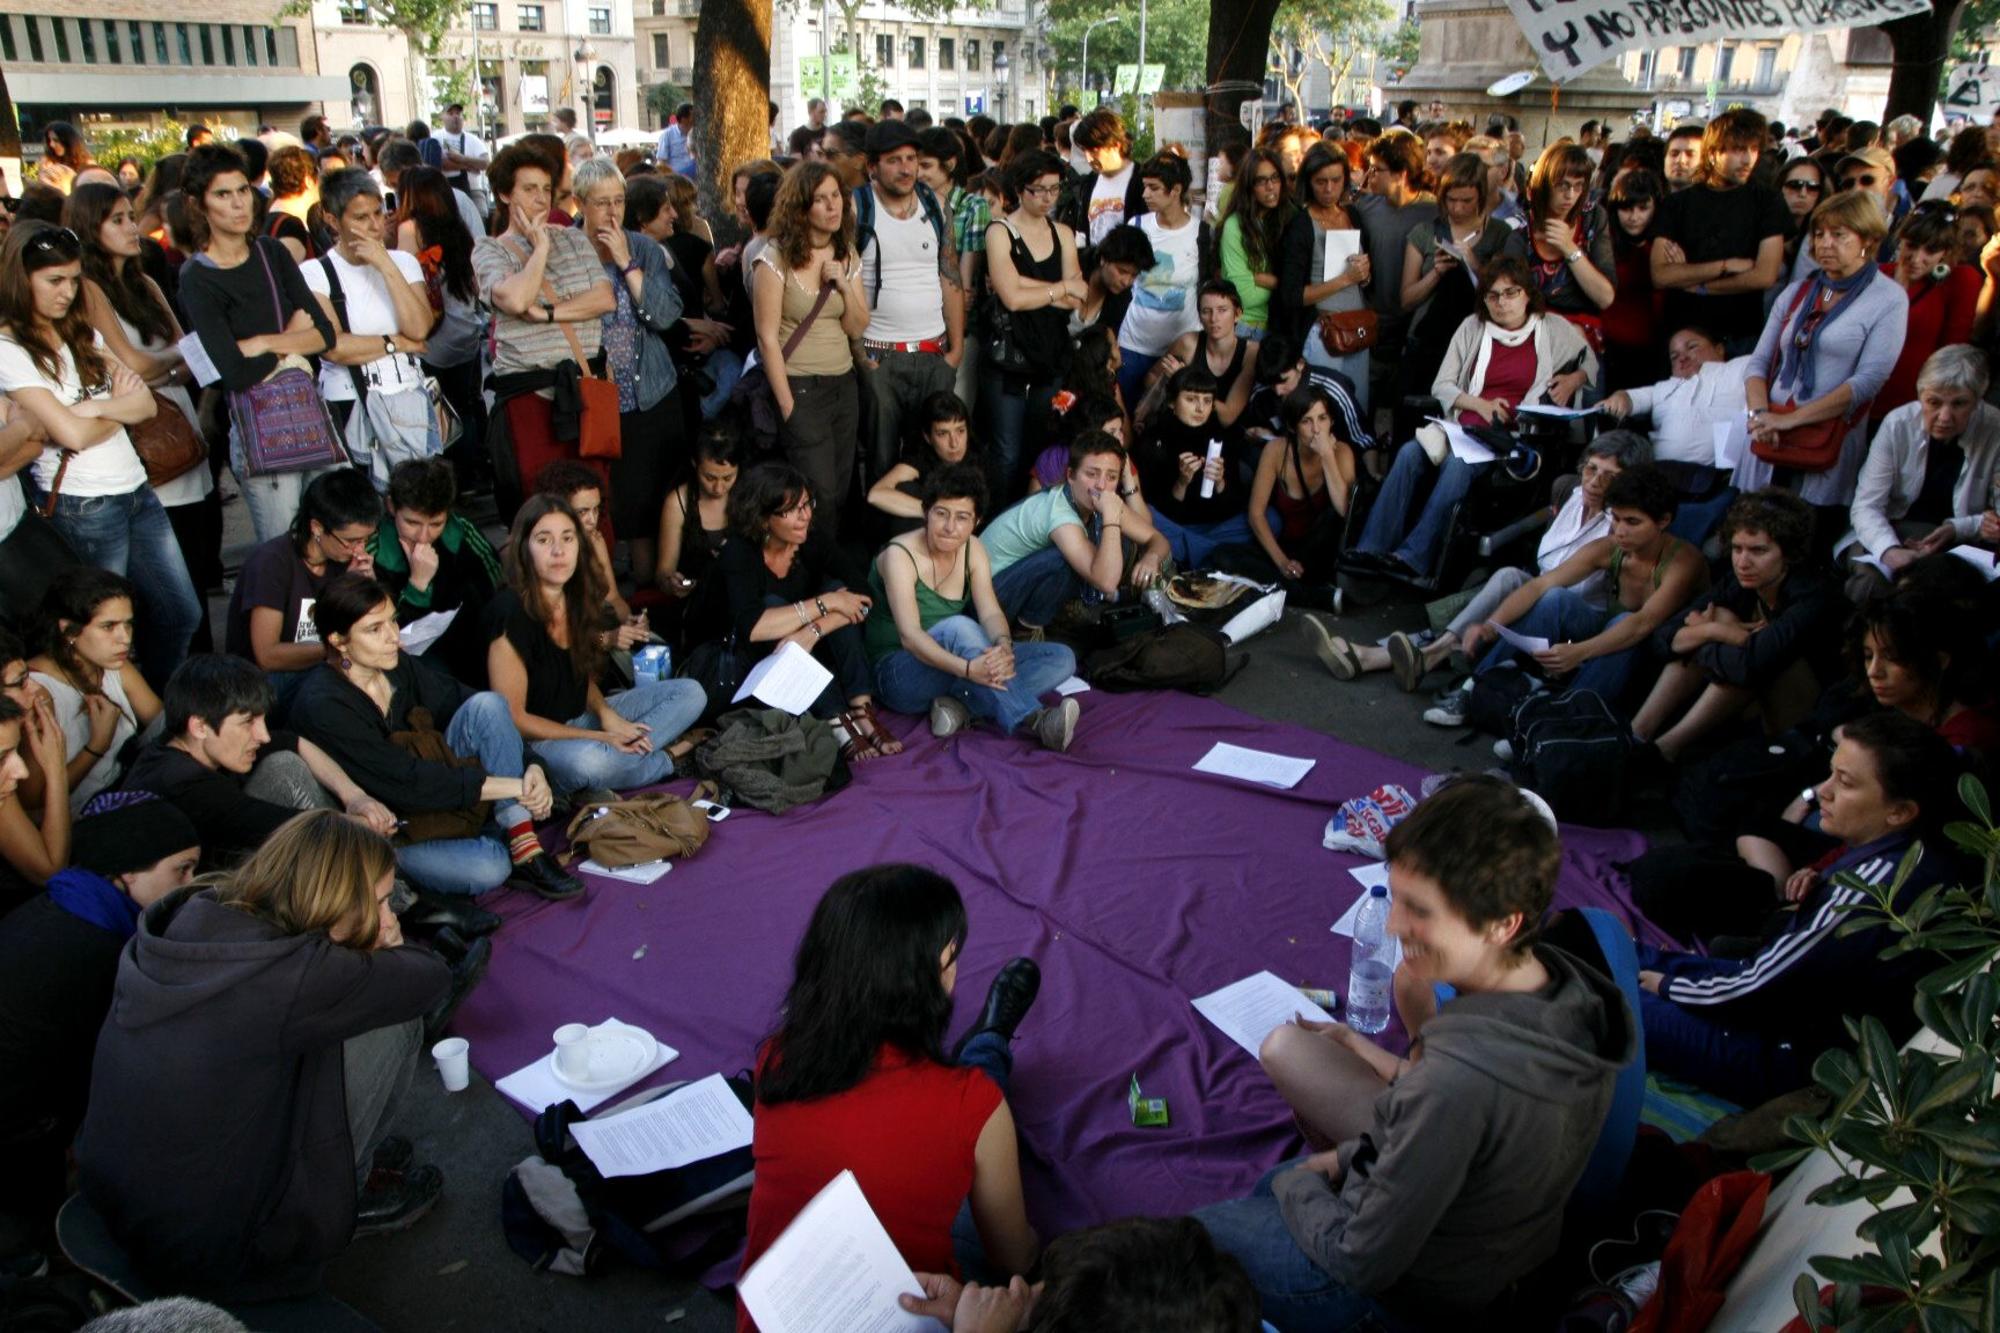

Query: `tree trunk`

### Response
(1882, 1, 1963, 130)
(691, 0, 774, 244)
(1205, 0, 1285, 147)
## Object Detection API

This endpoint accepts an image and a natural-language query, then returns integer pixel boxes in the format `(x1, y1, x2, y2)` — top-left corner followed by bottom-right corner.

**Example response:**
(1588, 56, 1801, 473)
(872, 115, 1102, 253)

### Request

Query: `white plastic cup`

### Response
(432, 1036, 470, 1092)
(553, 1023, 592, 1081)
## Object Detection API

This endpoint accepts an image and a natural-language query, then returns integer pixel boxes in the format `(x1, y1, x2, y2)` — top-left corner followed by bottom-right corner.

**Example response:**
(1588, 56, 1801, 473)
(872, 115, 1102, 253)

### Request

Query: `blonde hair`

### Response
(1809, 189, 1891, 246)
(211, 810, 396, 948)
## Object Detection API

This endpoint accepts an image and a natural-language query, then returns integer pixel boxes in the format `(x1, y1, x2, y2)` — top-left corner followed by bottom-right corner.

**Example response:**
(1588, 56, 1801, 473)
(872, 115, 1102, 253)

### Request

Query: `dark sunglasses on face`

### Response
(1842, 174, 1879, 188)
(1782, 178, 1822, 192)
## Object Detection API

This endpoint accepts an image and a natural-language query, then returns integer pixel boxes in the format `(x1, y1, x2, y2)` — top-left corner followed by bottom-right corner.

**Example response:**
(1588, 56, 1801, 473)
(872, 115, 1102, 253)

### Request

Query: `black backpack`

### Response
(1084, 623, 1235, 693)
(1463, 662, 1541, 737)
(1508, 689, 1633, 826)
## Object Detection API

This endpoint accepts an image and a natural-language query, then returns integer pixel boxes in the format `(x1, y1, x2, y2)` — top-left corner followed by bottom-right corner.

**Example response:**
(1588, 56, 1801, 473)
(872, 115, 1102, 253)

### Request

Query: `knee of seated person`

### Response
(459, 690, 514, 724)
(1258, 1019, 1314, 1072)
(930, 615, 989, 651)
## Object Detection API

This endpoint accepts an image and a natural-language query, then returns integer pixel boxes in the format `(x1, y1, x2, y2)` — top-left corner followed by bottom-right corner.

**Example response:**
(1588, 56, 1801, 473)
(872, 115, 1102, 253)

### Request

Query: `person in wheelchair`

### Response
(1424, 464, 1708, 727)
(1348, 256, 1598, 584)
(1600, 324, 1754, 544)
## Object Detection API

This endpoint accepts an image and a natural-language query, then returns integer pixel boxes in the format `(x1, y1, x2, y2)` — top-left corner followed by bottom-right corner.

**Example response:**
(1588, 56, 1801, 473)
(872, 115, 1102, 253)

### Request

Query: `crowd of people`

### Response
(0, 92, 1996, 1331)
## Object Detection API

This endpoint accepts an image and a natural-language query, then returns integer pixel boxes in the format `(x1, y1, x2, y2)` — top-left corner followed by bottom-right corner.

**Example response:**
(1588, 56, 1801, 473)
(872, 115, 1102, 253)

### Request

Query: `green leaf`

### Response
(1915, 987, 1968, 1047)
(1919, 947, 2000, 995)
(1813, 1254, 1898, 1287)
(1791, 1272, 1829, 1329)
(1910, 1056, 1992, 1121)
(1861, 1018, 1904, 1106)
(1921, 1124, 2000, 1168)
(1857, 1201, 1928, 1246)
(1939, 1189, 2000, 1235)
(1751, 1145, 1818, 1173)
(1959, 772, 1991, 827)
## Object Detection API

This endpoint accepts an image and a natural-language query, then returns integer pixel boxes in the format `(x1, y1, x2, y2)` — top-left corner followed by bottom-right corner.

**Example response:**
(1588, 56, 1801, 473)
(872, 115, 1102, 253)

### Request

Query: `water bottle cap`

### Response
(1370, 884, 1388, 897)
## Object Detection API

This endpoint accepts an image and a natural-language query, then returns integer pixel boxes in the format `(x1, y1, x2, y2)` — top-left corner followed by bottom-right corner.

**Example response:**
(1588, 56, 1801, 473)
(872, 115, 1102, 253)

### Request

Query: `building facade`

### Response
(1616, 28, 1894, 130)
(1, 1, 342, 147)
(307, 0, 640, 139)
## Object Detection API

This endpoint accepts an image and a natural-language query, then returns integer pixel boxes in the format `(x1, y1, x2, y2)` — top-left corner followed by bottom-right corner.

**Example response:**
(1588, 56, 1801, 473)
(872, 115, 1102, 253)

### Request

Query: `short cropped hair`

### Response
(1067, 429, 1126, 473)
(533, 459, 604, 502)
(166, 654, 277, 739)
(1030, 1217, 1261, 1332)
(918, 461, 989, 518)
(1916, 344, 1991, 399)
(921, 391, 969, 431)
(1603, 463, 1679, 521)
(1720, 487, 1814, 564)
(1583, 429, 1652, 469)
(317, 167, 381, 222)
(387, 457, 457, 516)
(1072, 108, 1129, 152)
(1383, 775, 1559, 955)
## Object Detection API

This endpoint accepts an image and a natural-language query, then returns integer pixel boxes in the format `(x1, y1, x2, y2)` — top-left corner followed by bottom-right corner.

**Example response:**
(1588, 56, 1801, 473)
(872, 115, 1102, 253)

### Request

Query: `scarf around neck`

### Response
(1470, 314, 1544, 402)
(1782, 263, 1877, 402)
(46, 866, 141, 939)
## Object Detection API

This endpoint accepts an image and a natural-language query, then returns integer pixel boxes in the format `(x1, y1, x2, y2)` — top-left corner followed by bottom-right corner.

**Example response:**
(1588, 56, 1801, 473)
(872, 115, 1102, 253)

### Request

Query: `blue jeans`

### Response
(530, 679, 708, 793)
(989, 546, 1082, 628)
(698, 348, 744, 421)
(1148, 510, 1266, 569)
(1355, 440, 1486, 577)
(949, 1028, 1015, 1282)
(1114, 351, 1158, 410)
(392, 691, 536, 896)
(1635, 951, 1805, 1109)
(1476, 586, 1638, 703)
(978, 369, 1059, 503)
(872, 617, 1078, 735)
(1195, 1161, 1396, 1332)
(1669, 486, 1738, 545)
(44, 485, 201, 686)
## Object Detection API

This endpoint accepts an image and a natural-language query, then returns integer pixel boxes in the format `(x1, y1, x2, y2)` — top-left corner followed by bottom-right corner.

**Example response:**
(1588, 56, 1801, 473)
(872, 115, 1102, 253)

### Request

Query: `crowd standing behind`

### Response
(0, 98, 1997, 1331)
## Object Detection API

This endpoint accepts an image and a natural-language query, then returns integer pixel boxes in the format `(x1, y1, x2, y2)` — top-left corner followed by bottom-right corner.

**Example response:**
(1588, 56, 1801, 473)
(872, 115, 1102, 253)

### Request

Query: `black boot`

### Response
(355, 1163, 445, 1236)
(507, 854, 586, 901)
(402, 890, 502, 939)
(951, 957, 1041, 1060)
(424, 933, 491, 1044)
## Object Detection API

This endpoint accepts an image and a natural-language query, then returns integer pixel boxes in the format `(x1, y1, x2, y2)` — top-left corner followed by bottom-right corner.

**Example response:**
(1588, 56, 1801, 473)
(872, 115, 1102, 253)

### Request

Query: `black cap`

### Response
(73, 791, 199, 878)
(865, 119, 922, 158)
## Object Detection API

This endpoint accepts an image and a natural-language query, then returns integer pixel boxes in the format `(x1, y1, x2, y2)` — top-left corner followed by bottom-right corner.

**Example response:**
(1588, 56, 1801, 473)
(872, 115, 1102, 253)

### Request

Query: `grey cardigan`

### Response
(600, 229, 683, 412)
(1841, 398, 2000, 557)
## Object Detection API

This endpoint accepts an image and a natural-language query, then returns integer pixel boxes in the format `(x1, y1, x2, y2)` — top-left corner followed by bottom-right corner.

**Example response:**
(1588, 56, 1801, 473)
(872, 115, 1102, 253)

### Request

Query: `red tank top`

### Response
(1462, 336, 1538, 428)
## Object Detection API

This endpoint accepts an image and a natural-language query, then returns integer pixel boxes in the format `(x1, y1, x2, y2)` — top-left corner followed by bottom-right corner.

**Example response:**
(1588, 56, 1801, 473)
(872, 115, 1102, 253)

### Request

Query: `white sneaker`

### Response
(1492, 738, 1515, 763)
(1422, 694, 1468, 728)
(930, 696, 973, 738)
(1031, 698, 1080, 752)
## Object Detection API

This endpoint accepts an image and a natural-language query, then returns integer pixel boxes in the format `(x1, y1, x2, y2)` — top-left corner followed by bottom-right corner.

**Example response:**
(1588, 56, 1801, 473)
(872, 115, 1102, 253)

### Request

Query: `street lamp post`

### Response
(994, 48, 1010, 122)
(1136, 0, 1149, 138)
(1080, 15, 1121, 108)
(575, 40, 599, 145)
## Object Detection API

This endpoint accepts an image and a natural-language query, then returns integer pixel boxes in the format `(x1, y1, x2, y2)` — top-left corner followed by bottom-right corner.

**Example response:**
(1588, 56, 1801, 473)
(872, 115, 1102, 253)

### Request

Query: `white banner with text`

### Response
(1504, 0, 1932, 84)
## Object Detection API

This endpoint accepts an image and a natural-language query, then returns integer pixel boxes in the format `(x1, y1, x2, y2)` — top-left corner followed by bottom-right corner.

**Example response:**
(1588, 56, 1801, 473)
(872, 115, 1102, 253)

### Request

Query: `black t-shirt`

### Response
(1911, 438, 1965, 524)
(1134, 413, 1242, 527)
(484, 589, 589, 723)
(225, 535, 340, 662)
(120, 732, 305, 870)
(1656, 183, 1791, 344)
(715, 528, 864, 660)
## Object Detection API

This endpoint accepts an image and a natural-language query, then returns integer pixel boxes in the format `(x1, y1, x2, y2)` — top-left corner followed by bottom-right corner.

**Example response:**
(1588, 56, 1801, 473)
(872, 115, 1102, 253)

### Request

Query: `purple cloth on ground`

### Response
(450, 690, 1656, 1236)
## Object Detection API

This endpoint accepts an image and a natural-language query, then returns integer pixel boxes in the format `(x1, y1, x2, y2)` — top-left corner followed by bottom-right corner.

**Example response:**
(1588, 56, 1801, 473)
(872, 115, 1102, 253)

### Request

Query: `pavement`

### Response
(193, 476, 1674, 1331)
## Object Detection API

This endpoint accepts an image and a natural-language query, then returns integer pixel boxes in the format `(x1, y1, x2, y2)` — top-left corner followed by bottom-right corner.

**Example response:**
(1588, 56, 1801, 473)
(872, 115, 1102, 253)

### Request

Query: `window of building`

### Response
(472, 3, 498, 30)
(652, 32, 669, 67)
(102, 19, 119, 62)
(519, 4, 544, 30)
(1676, 46, 1695, 80)
(269, 27, 287, 65)
(242, 24, 259, 65)
(198, 24, 214, 63)
(52, 17, 70, 62)
(221, 25, 237, 64)
(152, 22, 168, 64)
(965, 37, 979, 70)
(876, 33, 893, 67)
(1716, 43, 1735, 84)
(0, 16, 14, 63)
(652, 0, 664, 11)
(175, 22, 192, 64)
(340, 0, 370, 24)
(522, 58, 551, 125)
(79, 17, 97, 62)
(992, 39, 1004, 66)
(908, 35, 924, 68)
(24, 16, 43, 62)
(939, 37, 954, 70)
(589, 7, 612, 33)
(908, 98, 926, 111)
(1755, 45, 1777, 87)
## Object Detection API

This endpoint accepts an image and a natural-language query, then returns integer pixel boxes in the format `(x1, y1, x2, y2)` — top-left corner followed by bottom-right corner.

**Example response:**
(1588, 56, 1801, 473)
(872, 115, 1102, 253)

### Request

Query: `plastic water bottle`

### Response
(1346, 885, 1393, 1035)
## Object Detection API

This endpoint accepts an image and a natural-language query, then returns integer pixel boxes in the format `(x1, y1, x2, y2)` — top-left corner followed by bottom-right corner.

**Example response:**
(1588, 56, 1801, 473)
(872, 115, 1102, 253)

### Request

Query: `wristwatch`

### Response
(540, 298, 556, 322)
(1564, 249, 1583, 265)
(623, 259, 642, 275)
(380, 335, 396, 356)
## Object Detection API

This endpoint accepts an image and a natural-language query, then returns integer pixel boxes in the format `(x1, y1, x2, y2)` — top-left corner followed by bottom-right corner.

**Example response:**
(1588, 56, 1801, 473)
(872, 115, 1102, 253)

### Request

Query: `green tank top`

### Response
(1606, 535, 1682, 616)
(865, 542, 972, 662)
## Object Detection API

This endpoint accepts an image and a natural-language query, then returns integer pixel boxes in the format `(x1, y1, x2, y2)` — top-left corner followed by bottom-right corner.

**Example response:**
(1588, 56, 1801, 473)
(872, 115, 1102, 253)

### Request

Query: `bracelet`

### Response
(83, 745, 104, 759)
(964, 657, 972, 678)
(809, 623, 823, 639)
(623, 259, 642, 275)
(1102, 522, 1121, 530)
(815, 596, 829, 617)
(793, 601, 811, 627)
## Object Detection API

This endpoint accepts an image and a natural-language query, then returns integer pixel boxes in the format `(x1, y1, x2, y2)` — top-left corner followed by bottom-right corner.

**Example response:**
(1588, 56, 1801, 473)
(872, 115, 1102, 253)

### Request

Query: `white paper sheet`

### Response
(1218, 587, 1287, 644)
(398, 607, 460, 655)
(494, 1020, 679, 1113)
(1426, 416, 1496, 464)
(1193, 741, 1315, 789)
(578, 857, 674, 885)
(1949, 545, 2000, 581)
(732, 640, 834, 715)
(1515, 402, 1597, 419)
(737, 1170, 939, 1333)
(1193, 970, 1337, 1057)
(569, 1073, 755, 1178)
(1489, 621, 1552, 655)
(1712, 417, 1751, 470)
(178, 332, 222, 388)
(1330, 863, 1405, 970)
(1322, 228, 1361, 280)
(1054, 675, 1092, 696)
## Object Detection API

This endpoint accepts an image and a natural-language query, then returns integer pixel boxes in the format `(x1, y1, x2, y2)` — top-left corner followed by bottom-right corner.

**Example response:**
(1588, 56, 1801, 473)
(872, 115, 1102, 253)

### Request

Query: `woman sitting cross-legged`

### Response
(1634, 712, 1966, 1108)
(1631, 489, 1845, 763)
(1196, 777, 1634, 1330)
(1348, 255, 1599, 583)
(487, 495, 709, 799)
(78, 811, 452, 1306)
(290, 573, 583, 902)
(1423, 464, 1709, 728)
(869, 463, 1082, 752)
(1309, 430, 1648, 690)
(713, 462, 904, 762)
(738, 864, 1042, 1330)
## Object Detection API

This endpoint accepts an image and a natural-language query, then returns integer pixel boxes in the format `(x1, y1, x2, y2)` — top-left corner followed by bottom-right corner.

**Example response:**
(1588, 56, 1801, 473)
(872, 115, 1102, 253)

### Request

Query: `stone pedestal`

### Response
(1398, 0, 1644, 143)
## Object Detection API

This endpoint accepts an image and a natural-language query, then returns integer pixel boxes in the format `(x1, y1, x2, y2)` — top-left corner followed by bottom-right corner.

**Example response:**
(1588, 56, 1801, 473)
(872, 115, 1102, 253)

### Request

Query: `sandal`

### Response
(667, 727, 716, 761)
(1300, 615, 1362, 681)
(837, 702, 904, 763)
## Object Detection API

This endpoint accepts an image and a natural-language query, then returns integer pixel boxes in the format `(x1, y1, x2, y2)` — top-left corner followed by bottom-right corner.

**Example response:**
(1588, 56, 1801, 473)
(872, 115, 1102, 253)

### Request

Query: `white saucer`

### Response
(548, 1022, 661, 1092)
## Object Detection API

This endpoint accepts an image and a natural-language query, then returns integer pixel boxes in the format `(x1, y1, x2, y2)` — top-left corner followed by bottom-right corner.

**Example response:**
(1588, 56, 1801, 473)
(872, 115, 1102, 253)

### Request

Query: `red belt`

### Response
(865, 338, 948, 355)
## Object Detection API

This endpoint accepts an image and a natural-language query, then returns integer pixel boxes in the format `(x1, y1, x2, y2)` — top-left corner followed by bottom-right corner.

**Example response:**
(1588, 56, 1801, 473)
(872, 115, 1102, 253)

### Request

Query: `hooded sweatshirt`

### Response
(77, 887, 449, 1303)
(1272, 944, 1634, 1321)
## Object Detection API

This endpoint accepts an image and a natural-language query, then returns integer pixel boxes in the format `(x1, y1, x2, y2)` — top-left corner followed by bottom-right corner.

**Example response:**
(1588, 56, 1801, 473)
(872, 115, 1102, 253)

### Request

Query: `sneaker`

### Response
(1492, 738, 1515, 763)
(930, 696, 973, 738)
(1030, 698, 1079, 752)
(1422, 693, 1469, 728)
(507, 854, 586, 901)
(354, 1163, 445, 1237)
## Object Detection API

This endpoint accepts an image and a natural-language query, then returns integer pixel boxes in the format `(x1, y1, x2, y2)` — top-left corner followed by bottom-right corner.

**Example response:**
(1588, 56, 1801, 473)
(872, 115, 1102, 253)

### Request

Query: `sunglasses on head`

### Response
(26, 225, 79, 253)
(1913, 200, 1960, 222)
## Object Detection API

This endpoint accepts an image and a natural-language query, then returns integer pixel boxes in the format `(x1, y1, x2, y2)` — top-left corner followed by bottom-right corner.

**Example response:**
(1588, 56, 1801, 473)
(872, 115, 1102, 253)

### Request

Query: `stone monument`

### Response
(1394, 0, 1643, 143)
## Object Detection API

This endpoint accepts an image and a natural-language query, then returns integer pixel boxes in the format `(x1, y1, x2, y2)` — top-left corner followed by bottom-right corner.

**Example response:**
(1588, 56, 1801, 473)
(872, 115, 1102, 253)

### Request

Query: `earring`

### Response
(339, 652, 352, 670)
(1934, 262, 1952, 282)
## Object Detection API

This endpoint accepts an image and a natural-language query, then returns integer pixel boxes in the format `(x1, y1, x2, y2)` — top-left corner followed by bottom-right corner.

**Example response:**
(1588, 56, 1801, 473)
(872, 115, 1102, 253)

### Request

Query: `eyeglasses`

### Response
(1, 670, 27, 692)
(1023, 182, 1061, 198)
(1251, 172, 1283, 185)
(1782, 178, 1822, 192)
(1842, 174, 1880, 188)
(316, 527, 367, 556)
(1487, 286, 1527, 300)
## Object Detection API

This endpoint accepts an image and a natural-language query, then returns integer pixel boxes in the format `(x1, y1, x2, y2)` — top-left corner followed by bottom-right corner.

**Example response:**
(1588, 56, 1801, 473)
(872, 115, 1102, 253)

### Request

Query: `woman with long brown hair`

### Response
(751, 160, 870, 530)
(1218, 146, 1293, 333)
(486, 493, 707, 796)
(79, 809, 453, 1304)
(1503, 140, 1615, 325)
(0, 220, 201, 685)
(67, 182, 221, 649)
(391, 165, 487, 480)
(1274, 142, 1372, 406)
